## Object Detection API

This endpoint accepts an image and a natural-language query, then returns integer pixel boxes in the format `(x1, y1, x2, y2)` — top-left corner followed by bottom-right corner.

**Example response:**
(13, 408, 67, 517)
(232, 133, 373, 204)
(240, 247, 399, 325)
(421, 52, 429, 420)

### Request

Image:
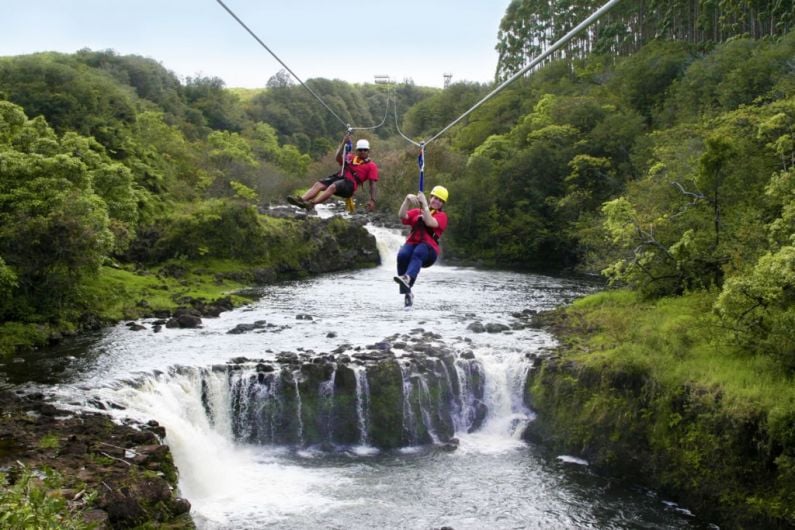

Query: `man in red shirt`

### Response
(394, 185, 449, 307)
(288, 133, 378, 211)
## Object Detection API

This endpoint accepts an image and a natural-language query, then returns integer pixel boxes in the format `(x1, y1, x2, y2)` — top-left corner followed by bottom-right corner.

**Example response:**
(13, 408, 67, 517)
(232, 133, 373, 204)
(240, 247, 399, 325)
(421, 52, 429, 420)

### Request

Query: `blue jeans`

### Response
(396, 243, 437, 286)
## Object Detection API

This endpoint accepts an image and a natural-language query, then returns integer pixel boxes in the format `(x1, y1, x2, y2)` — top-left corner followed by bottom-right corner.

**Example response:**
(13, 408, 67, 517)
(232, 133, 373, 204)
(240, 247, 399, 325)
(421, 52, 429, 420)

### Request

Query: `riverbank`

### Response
(0, 210, 380, 360)
(0, 390, 193, 528)
(0, 210, 381, 528)
(524, 289, 795, 529)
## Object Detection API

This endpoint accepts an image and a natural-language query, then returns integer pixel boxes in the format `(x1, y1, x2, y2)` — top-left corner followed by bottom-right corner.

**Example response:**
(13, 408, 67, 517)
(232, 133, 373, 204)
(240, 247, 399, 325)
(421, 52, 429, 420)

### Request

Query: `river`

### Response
(12, 211, 708, 529)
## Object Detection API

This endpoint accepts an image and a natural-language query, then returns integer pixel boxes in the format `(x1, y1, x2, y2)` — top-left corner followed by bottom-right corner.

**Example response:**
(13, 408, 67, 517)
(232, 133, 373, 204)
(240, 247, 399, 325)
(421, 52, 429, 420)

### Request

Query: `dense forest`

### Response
(1, 0, 794, 526)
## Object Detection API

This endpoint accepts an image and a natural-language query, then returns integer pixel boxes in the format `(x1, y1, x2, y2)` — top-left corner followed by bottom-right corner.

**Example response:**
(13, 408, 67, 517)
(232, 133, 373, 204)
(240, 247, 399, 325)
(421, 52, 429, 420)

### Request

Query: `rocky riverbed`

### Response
(0, 390, 193, 528)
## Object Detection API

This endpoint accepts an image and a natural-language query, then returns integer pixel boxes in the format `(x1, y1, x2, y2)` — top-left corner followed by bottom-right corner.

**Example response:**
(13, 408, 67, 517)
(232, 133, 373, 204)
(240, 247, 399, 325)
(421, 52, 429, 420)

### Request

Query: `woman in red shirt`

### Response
(394, 185, 449, 307)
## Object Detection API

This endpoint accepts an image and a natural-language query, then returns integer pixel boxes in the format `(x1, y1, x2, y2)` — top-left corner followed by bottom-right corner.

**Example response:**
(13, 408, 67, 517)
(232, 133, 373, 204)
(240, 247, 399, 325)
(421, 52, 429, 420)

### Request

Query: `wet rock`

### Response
(276, 352, 299, 363)
(166, 307, 203, 328)
(0, 391, 189, 528)
(467, 322, 485, 333)
(227, 323, 257, 334)
(485, 322, 510, 333)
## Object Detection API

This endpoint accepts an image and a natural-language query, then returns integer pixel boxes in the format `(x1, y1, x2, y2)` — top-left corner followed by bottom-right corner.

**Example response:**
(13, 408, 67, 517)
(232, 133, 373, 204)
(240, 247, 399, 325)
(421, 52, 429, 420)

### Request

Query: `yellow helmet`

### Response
(430, 185, 449, 202)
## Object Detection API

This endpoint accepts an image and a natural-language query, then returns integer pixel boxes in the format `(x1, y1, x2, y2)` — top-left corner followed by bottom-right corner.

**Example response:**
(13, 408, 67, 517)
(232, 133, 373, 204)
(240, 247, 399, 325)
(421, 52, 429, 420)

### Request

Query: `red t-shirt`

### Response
(344, 154, 378, 192)
(402, 208, 448, 254)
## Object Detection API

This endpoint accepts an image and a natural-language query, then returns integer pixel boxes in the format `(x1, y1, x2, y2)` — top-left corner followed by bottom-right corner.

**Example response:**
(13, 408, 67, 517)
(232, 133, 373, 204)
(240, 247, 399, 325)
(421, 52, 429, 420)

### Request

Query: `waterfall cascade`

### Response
(113, 338, 488, 451)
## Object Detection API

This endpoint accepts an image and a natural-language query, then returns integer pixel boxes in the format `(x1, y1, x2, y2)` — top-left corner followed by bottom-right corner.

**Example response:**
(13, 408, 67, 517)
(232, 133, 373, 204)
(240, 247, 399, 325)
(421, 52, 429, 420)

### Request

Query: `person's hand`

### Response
(404, 193, 418, 207)
(417, 191, 428, 208)
(366, 198, 376, 211)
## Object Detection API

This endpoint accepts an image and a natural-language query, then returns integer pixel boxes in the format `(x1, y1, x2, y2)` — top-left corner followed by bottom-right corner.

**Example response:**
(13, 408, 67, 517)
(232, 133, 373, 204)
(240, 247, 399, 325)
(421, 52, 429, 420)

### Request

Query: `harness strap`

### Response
(417, 143, 425, 192)
(338, 126, 353, 177)
(410, 215, 440, 245)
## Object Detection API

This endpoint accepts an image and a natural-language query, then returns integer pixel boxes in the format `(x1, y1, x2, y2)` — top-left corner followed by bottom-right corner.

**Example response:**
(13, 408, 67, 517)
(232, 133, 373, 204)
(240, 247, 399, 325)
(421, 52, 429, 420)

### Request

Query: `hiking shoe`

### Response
(393, 275, 411, 294)
(287, 196, 307, 208)
(404, 292, 414, 308)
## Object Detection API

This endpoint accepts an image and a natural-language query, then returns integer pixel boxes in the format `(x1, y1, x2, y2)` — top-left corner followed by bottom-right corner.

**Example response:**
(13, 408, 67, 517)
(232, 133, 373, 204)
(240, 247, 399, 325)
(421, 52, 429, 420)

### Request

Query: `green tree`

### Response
(0, 53, 138, 153)
(183, 75, 248, 132)
(0, 102, 114, 318)
(714, 246, 795, 369)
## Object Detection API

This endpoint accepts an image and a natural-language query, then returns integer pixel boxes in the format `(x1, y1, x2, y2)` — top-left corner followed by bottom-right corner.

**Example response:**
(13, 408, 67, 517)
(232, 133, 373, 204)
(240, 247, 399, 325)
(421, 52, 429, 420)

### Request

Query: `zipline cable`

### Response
(416, 0, 623, 147)
(350, 83, 391, 132)
(393, 98, 422, 148)
(217, 0, 391, 131)
(387, 0, 621, 193)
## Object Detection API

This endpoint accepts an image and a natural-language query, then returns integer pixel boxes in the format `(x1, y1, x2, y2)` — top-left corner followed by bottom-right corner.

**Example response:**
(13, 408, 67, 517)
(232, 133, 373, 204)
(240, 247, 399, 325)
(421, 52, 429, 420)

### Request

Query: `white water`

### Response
(45, 207, 701, 529)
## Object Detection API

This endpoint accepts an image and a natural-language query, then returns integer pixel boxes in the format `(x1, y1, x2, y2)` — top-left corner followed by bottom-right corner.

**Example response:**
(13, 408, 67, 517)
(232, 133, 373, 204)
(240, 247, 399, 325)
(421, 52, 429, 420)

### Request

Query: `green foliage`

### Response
(495, 1, 794, 83)
(0, 256, 17, 313)
(0, 103, 115, 319)
(0, 322, 51, 358)
(151, 199, 267, 262)
(37, 434, 60, 450)
(230, 180, 258, 202)
(245, 77, 405, 154)
(0, 53, 137, 151)
(123, 110, 203, 203)
(715, 246, 795, 368)
(183, 75, 248, 132)
(401, 82, 489, 138)
(607, 40, 694, 125)
(598, 96, 792, 297)
(447, 88, 644, 268)
(529, 289, 795, 526)
(0, 466, 96, 530)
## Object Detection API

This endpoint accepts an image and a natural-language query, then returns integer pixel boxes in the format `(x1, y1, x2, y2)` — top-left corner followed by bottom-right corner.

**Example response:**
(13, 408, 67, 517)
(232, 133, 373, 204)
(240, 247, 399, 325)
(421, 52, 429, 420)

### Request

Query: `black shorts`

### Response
(319, 174, 355, 198)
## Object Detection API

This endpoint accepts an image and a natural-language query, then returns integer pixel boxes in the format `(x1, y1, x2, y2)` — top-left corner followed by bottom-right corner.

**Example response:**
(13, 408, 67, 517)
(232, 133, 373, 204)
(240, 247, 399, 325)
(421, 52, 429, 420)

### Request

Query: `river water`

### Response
(16, 210, 709, 529)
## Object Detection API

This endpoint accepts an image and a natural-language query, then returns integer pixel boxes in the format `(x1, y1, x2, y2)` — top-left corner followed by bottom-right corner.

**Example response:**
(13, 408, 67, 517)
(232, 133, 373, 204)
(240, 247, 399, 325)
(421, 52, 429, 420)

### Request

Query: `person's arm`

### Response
(335, 134, 352, 165)
(417, 192, 439, 227)
(366, 181, 378, 211)
(399, 194, 417, 220)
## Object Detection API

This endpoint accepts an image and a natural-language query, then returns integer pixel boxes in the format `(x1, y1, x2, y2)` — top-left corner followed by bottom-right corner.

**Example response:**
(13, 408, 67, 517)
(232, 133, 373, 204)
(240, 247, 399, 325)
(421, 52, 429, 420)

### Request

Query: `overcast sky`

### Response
(2, 0, 512, 89)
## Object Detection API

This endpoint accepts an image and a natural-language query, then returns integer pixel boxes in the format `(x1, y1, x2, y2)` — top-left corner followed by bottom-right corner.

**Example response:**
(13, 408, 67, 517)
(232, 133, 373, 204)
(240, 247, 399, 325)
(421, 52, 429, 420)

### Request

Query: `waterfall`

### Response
(453, 359, 486, 433)
(75, 346, 501, 454)
(290, 369, 304, 446)
(353, 366, 370, 446)
(398, 362, 419, 445)
(416, 375, 441, 444)
(319, 367, 336, 446)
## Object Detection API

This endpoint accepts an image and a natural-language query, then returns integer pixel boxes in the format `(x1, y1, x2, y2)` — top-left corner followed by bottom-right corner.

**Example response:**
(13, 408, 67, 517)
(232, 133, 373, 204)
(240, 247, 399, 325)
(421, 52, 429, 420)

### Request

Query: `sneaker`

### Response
(393, 275, 412, 294)
(404, 292, 414, 307)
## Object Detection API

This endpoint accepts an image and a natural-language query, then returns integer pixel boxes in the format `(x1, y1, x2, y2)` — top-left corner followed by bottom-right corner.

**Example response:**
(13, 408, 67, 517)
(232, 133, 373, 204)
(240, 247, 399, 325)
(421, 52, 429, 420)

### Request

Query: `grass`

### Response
(78, 260, 253, 322)
(37, 434, 60, 450)
(563, 288, 795, 410)
(0, 259, 253, 357)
